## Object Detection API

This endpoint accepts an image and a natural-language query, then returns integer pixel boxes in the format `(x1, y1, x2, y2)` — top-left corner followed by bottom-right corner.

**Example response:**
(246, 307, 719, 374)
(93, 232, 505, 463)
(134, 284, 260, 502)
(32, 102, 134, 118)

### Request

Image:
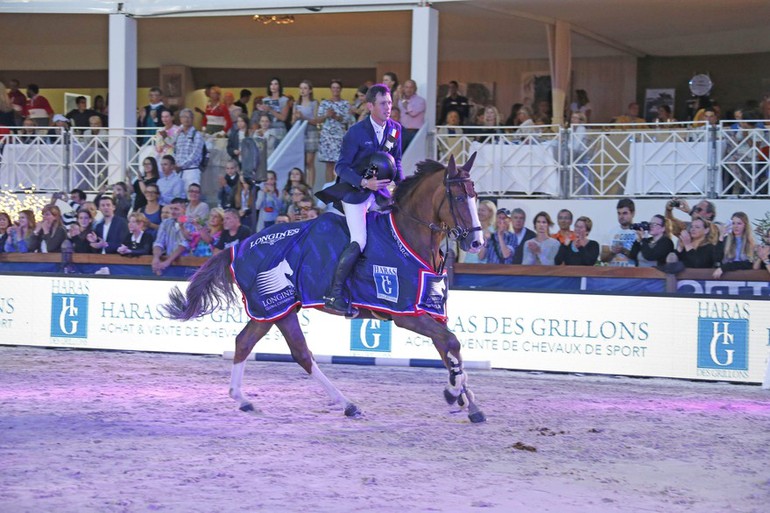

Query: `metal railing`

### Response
(2, 123, 769, 199)
(432, 121, 770, 199)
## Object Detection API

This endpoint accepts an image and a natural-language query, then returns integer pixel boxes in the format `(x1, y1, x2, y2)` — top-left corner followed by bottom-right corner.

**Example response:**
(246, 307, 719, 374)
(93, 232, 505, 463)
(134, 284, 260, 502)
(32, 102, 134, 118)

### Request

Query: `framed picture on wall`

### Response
(643, 88, 675, 122)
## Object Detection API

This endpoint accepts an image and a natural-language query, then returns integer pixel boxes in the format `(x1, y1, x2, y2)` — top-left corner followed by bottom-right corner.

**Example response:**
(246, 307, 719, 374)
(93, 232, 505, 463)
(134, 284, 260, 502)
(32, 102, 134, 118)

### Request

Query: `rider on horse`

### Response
(317, 83, 403, 317)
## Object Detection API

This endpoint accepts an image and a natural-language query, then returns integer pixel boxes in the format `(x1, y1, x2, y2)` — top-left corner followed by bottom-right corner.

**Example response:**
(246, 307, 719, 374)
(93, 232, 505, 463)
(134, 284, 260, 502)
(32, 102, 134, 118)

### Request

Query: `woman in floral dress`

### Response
(317, 79, 351, 182)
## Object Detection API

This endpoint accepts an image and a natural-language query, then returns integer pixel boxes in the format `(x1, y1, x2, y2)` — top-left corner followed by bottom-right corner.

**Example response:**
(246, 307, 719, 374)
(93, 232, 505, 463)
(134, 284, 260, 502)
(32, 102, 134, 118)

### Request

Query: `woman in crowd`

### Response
(4, 210, 36, 253)
(29, 204, 67, 253)
(0, 82, 15, 128)
(676, 217, 718, 268)
(755, 226, 770, 275)
(133, 156, 160, 212)
(523, 211, 560, 265)
(283, 184, 312, 219)
(460, 200, 496, 264)
(713, 212, 757, 278)
(117, 212, 153, 257)
(185, 182, 210, 223)
(282, 167, 310, 204)
(317, 79, 350, 182)
(138, 183, 162, 236)
(570, 89, 592, 123)
(93, 95, 108, 118)
(292, 80, 320, 189)
(201, 85, 232, 135)
(254, 170, 283, 232)
(555, 216, 599, 266)
(504, 103, 524, 128)
(382, 72, 401, 104)
(253, 77, 290, 143)
(68, 208, 96, 253)
(227, 113, 251, 163)
(252, 113, 280, 159)
(192, 207, 224, 257)
(0, 212, 11, 252)
(437, 110, 465, 161)
(629, 214, 674, 267)
(349, 84, 370, 123)
(153, 110, 179, 160)
(475, 105, 504, 143)
(235, 175, 255, 229)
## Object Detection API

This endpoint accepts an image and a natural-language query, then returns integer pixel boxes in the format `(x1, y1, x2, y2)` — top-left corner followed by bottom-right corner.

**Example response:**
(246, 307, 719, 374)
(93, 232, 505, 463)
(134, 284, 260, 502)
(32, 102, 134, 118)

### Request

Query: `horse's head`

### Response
(442, 153, 484, 253)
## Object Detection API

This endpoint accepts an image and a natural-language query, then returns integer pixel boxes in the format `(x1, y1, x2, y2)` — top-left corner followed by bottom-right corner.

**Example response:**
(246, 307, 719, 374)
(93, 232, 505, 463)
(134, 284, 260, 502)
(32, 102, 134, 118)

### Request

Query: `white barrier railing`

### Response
(433, 121, 770, 199)
(2, 123, 768, 199)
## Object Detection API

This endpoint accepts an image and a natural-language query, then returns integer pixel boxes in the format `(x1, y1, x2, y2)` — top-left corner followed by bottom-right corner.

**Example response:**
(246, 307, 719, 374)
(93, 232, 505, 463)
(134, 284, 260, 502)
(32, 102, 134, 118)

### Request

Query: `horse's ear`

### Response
(447, 154, 457, 177)
(460, 152, 477, 174)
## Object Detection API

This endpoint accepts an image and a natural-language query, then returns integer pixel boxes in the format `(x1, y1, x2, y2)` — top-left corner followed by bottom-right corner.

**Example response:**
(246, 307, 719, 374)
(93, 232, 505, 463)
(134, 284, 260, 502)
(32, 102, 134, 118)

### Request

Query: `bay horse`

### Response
(163, 154, 487, 423)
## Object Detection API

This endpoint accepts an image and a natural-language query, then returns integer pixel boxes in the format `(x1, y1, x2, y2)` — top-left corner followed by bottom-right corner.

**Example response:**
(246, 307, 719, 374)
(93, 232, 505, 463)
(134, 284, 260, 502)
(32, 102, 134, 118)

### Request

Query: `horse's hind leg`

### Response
(229, 320, 273, 413)
(275, 313, 361, 418)
(393, 316, 486, 423)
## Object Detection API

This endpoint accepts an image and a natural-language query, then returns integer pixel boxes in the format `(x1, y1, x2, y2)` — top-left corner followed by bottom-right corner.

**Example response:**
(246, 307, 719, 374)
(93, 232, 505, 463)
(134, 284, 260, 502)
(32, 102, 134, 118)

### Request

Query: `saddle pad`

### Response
(229, 212, 448, 322)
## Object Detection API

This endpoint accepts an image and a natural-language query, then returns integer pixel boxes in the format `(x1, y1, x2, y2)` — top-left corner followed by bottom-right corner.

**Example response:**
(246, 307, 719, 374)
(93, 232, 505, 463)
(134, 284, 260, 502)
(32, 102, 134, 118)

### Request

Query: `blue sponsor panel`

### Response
(679, 280, 770, 297)
(697, 318, 748, 370)
(50, 293, 89, 338)
(350, 319, 392, 353)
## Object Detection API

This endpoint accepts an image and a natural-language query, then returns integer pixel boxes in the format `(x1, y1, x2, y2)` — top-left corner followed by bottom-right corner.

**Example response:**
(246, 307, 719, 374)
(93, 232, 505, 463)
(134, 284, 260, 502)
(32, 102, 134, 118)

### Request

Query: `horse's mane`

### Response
(393, 159, 446, 209)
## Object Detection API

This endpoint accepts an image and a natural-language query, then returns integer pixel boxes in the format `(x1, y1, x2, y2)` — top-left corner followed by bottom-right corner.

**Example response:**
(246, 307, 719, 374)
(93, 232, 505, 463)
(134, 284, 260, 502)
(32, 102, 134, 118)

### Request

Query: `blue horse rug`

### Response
(229, 212, 448, 322)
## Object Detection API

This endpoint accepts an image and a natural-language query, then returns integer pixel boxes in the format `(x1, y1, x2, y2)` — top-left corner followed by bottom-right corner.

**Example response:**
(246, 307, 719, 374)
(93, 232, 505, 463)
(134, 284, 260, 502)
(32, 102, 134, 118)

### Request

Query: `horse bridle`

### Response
(401, 169, 482, 241)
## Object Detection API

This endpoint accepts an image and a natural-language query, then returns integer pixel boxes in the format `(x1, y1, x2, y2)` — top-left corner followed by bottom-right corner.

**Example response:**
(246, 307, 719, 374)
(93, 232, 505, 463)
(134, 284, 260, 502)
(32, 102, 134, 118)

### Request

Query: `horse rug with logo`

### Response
(229, 212, 447, 322)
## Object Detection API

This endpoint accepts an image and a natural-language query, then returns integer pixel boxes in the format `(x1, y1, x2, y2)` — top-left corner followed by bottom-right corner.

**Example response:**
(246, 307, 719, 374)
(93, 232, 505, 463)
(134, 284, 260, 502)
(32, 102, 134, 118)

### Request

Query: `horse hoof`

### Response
(444, 388, 459, 405)
(344, 403, 362, 418)
(239, 403, 256, 412)
(468, 410, 487, 423)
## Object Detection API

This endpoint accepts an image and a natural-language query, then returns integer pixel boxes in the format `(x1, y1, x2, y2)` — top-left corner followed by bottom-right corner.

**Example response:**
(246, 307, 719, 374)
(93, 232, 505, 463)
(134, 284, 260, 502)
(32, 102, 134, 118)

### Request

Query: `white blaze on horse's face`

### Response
(465, 196, 483, 253)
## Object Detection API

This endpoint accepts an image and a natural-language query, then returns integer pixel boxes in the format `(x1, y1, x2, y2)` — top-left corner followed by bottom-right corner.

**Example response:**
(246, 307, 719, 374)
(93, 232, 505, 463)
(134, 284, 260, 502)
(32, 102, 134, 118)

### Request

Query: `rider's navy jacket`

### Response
(317, 116, 403, 205)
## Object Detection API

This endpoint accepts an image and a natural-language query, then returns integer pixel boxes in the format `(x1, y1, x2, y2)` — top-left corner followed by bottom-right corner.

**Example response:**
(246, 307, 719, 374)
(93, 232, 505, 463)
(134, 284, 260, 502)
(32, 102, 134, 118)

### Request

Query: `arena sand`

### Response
(0, 345, 768, 513)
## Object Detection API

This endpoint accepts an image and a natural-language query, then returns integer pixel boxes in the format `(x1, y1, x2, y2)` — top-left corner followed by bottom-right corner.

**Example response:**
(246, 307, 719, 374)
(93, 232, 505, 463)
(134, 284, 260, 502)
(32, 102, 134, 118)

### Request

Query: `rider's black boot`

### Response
(324, 242, 361, 317)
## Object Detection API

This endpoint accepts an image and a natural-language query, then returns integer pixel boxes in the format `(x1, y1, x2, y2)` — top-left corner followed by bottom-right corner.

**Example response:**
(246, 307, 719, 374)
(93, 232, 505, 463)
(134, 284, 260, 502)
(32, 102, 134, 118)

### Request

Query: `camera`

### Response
(631, 221, 650, 231)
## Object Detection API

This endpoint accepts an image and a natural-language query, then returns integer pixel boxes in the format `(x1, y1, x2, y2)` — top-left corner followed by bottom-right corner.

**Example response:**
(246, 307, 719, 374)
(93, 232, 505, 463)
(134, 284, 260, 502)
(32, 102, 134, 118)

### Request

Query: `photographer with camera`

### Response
(600, 198, 638, 267)
(629, 214, 674, 267)
(665, 197, 720, 244)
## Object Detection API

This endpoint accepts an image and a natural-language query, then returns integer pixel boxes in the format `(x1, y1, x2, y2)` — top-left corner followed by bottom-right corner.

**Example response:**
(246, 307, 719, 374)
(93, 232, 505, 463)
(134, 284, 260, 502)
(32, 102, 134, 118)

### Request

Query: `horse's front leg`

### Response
(229, 320, 273, 413)
(393, 315, 486, 423)
(275, 313, 362, 418)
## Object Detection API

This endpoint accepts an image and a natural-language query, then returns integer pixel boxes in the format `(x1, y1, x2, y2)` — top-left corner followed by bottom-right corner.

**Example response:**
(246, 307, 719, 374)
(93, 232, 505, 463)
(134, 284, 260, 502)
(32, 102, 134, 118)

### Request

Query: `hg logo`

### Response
(50, 294, 88, 338)
(350, 319, 392, 353)
(697, 318, 748, 370)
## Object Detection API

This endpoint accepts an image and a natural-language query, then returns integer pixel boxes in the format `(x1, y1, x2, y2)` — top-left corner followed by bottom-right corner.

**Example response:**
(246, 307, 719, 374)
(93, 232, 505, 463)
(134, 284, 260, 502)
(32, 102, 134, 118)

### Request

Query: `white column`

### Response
(407, 6, 438, 166)
(108, 13, 137, 185)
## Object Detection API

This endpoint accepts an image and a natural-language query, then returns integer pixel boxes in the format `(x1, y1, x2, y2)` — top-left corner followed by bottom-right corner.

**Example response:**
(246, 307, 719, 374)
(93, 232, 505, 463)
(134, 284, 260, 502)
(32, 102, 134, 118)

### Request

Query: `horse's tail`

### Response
(163, 249, 238, 321)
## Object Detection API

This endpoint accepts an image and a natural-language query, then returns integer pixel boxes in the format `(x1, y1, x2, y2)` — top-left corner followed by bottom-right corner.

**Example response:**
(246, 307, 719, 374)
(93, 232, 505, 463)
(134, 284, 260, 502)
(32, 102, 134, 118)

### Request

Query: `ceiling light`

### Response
(253, 15, 295, 25)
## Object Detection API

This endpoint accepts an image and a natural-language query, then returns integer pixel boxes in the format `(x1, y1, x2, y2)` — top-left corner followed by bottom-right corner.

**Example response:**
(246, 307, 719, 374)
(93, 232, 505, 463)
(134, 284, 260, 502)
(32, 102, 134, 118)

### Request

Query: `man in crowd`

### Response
(601, 198, 637, 267)
(152, 198, 191, 275)
(214, 208, 252, 253)
(87, 195, 129, 254)
(510, 208, 536, 264)
(611, 102, 645, 126)
(157, 155, 186, 206)
(66, 96, 98, 129)
(478, 208, 518, 265)
(234, 89, 252, 117)
(552, 209, 576, 245)
(23, 84, 53, 126)
(173, 108, 205, 190)
(439, 80, 469, 124)
(398, 79, 426, 150)
(666, 197, 719, 242)
(138, 87, 169, 144)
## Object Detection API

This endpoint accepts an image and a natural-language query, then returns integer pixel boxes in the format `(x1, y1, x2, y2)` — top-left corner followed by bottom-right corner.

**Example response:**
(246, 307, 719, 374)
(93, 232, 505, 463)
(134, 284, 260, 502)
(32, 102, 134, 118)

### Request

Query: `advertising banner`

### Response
(1, 275, 768, 383)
